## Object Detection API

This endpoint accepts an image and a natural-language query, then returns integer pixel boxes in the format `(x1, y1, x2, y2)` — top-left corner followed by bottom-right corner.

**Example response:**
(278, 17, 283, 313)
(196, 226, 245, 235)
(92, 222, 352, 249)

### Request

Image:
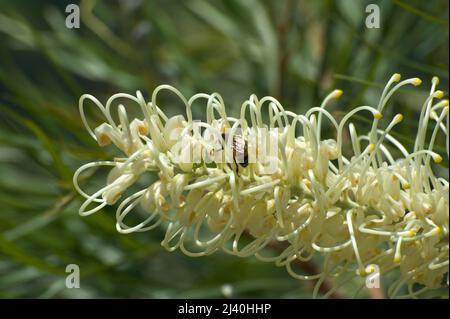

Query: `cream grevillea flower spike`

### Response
(74, 74, 449, 298)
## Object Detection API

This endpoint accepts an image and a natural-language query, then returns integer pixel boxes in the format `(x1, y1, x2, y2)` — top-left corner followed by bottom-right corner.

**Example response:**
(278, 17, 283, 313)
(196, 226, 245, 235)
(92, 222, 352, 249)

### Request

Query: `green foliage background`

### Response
(0, 0, 448, 298)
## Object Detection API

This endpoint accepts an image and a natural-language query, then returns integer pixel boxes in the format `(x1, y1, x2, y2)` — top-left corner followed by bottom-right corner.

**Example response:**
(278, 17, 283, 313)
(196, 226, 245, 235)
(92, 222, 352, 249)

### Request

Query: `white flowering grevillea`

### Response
(74, 74, 449, 298)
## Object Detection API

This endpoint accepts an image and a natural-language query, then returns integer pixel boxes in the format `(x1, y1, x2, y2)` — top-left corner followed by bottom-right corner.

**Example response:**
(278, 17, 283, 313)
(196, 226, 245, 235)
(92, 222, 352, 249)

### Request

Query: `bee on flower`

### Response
(74, 74, 449, 298)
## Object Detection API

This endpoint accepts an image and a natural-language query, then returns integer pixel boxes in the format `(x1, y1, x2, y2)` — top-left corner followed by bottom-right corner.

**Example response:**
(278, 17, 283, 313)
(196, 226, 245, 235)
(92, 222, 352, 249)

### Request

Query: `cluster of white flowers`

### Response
(74, 74, 449, 298)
